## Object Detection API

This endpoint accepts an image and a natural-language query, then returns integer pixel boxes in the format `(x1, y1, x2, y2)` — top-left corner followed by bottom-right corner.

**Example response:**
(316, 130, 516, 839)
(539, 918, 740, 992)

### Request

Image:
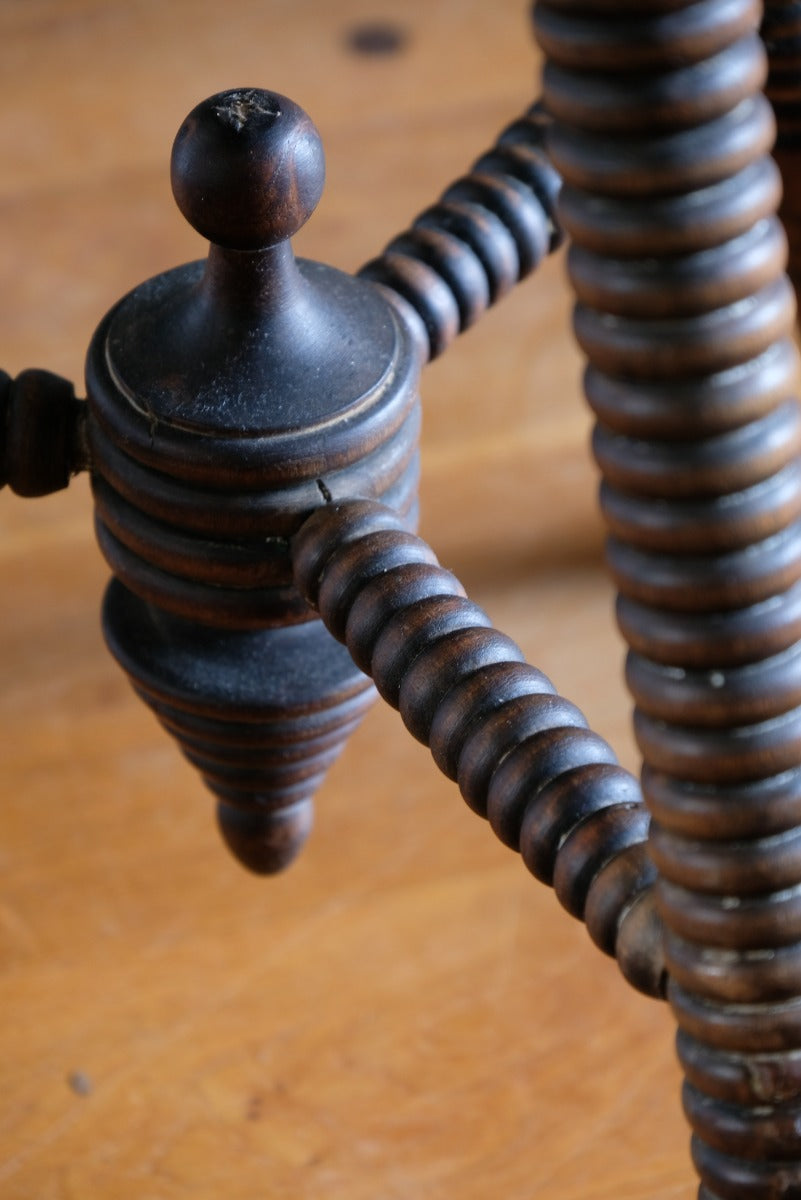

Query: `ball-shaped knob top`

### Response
(170, 88, 325, 251)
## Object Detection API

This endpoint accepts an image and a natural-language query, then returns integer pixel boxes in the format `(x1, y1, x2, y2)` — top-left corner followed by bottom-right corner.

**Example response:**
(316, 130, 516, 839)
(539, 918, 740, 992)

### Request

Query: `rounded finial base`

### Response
(216, 798, 314, 875)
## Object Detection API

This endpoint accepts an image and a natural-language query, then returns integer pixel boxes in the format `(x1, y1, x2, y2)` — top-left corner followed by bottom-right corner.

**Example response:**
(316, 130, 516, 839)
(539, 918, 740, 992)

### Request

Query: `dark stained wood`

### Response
(534, 0, 801, 1196)
(292, 497, 664, 998)
(1, 368, 83, 497)
(0, 77, 573, 877)
(4, 1, 801, 1196)
(81, 80, 580, 876)
(359, 101, 561, 360)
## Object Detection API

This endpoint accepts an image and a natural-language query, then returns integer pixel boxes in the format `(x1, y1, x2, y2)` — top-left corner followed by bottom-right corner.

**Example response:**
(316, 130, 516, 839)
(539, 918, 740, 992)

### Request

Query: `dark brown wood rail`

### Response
(292, 496, 665, 998)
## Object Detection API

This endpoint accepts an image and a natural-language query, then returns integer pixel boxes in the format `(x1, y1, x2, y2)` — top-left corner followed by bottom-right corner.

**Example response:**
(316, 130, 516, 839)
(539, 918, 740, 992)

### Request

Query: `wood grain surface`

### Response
(0, 3, 688, 1197)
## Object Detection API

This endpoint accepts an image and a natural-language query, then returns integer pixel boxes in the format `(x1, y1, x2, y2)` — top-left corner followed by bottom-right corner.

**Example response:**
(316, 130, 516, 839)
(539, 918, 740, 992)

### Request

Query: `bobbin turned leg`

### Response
(534, 0, 801, 1194)
(359, 100, 562, 362)
(292, 498, 666, 998)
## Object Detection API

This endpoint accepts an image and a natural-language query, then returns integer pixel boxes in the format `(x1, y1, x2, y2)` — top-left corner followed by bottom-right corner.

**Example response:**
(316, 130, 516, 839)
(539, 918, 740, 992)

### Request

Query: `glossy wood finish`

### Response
(533, 0, 801, 1196)
(2, 78, 565, 876)
(359, 100, 562, 361)
(85, 87, 422, 873)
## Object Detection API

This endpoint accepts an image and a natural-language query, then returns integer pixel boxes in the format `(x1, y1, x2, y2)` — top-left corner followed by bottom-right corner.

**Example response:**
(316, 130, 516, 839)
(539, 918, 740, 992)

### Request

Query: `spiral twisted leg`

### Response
(358, 102, 563, 362)
(292, 498, 666, 998)
(534, 0, 801, 1193)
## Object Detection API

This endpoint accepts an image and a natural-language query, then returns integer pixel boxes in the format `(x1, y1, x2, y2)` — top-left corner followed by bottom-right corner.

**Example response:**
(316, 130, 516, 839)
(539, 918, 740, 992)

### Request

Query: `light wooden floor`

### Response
(0, 3, 690, 1198)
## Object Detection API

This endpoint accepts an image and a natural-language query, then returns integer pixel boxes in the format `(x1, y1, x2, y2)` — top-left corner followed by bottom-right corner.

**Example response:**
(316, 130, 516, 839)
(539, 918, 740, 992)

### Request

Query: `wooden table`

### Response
(0, 3, 689, 1197)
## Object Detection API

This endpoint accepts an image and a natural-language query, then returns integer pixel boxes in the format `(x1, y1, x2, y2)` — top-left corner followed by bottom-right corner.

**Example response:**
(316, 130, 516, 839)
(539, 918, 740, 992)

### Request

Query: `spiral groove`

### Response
(534, 0, 801, 1193)
(292, 499, 665, 997)
(358, 103, 563, 361)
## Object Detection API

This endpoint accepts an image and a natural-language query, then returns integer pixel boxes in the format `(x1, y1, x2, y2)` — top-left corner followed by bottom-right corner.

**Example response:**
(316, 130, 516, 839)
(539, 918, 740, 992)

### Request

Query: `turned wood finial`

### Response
(87, 87, 421, 875)
(170, 88, 325, 251)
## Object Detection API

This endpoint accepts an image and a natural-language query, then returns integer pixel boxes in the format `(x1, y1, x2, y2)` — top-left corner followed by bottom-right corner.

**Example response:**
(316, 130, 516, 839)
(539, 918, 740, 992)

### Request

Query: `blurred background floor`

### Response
(0, 3, 688, 1198)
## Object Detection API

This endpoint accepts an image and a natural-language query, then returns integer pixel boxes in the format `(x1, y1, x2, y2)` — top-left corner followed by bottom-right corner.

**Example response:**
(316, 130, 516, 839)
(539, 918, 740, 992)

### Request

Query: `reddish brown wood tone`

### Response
(86, 88, 423, 874)
(292, 498, 664, 997)
(533, 0, 801, 1195)
(359, 101, 562, 361)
